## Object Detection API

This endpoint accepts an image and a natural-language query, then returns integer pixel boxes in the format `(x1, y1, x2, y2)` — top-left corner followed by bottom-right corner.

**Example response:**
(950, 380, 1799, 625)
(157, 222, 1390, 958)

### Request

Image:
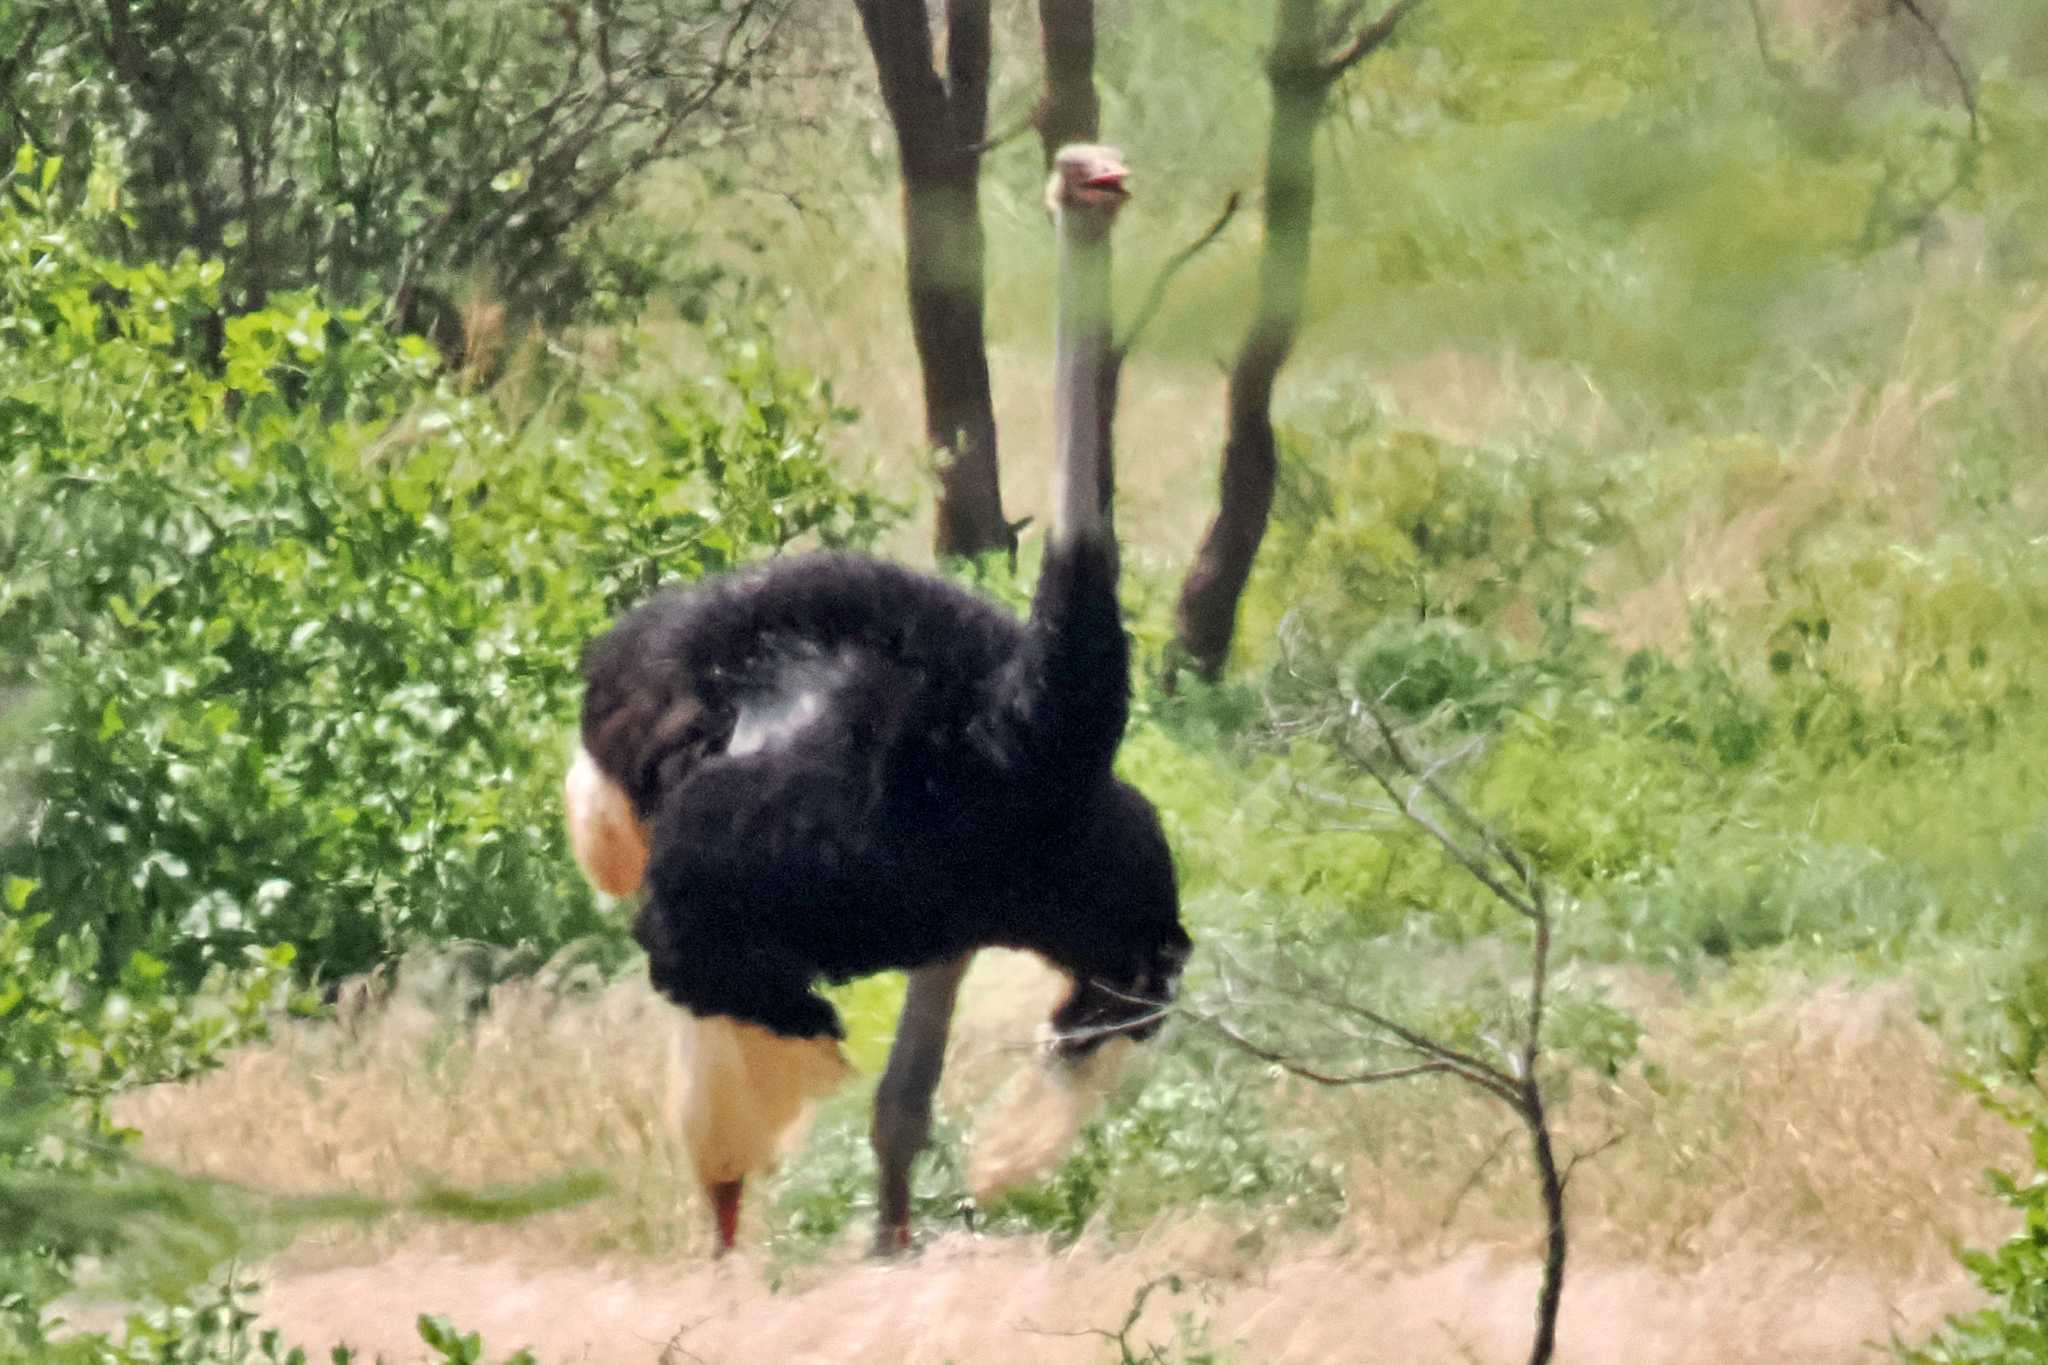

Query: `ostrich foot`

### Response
(710, 1178, 744, 1256)
(868, 1219, 913, 1259)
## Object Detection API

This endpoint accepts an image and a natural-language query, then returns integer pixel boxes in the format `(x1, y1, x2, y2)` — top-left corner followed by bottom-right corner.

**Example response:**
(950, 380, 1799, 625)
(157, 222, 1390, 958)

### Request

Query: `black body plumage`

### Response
(580, 542, 1189, 1048)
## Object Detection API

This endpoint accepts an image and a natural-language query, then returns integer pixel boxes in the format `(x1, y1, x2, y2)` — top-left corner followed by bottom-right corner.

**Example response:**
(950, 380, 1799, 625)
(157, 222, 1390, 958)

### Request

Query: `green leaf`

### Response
(4, 876, 35, 912)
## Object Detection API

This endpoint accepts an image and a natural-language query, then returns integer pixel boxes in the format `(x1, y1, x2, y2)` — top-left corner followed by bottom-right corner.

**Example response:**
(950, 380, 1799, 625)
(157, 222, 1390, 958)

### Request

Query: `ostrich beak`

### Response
(1081, 165, 1130, 197)
(710, 1178, 744, 1255)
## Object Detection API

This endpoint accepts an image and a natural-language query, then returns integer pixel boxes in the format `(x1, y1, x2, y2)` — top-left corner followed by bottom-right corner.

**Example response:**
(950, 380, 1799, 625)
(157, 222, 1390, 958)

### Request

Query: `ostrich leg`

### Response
(870, 952, 972, 1255)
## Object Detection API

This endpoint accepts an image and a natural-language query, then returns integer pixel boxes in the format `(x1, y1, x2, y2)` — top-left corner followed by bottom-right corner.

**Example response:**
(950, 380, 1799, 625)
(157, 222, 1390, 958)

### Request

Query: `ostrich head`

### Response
(1041, 780, 1191, 1059)
(1045, 144, 1131, 228)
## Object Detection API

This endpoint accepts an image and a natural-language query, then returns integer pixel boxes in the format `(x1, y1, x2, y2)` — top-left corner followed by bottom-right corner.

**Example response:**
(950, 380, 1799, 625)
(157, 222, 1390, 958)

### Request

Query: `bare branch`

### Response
(1214, 954, 1523, 1104)
(1892, 0, 1978, 141)
(1115, 191, 1243, 359)
(1346, 733, 1541, 922)
(1350, 705, 1544, 918)
(1438, 1127, 1515, 1235)
(967, 107, 1040, 156)
(1561, 1130, 1627, 1190)
(1322, 0, 1423, 82)
(1322, 0, 1374, 51)
(1191, 1007, 1459, 1087)
(1740, 0, 1799, 82)
(1021, 1274, 1190, 1357)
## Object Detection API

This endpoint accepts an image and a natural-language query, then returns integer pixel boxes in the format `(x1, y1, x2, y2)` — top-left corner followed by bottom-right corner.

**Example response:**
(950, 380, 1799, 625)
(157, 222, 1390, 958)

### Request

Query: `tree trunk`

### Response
(1034, 0, 1100, 162)
(1174, 0, 1325, 679)
(1523, 1080, 1567, 1365)
(853, 0, 1013, 561)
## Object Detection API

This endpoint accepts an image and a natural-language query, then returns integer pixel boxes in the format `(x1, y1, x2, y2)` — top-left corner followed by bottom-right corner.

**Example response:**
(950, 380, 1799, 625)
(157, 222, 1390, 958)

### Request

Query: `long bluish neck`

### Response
(1051, 210, 1112, 551)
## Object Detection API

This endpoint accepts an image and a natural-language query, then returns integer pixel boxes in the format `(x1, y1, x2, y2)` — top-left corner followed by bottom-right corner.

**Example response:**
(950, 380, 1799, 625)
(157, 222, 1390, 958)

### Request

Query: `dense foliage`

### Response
(0, 0, 789, 334)
(0, 140, 889, 1353)
(0, 145, 891, 990)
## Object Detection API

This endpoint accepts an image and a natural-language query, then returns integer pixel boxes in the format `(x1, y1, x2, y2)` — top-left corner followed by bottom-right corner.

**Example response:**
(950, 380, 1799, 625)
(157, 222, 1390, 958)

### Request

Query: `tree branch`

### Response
(1892, 0, 1978, 141)
(1115, 192, 1242, 360)
(1192, 1008, 1460, 1087)
(1322, 0, 1422, 82)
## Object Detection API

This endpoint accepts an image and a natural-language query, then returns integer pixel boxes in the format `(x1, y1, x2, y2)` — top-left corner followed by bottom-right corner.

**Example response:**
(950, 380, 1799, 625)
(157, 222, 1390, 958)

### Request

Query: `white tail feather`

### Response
(563, 744, 649, 897)
(671, 1014, 853, 1190)
(966, 1036, 1134, 1202)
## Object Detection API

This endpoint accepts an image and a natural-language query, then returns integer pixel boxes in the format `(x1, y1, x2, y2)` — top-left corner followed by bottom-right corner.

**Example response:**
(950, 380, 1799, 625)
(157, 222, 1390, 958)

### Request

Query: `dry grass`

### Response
(118, 969, 715, 1267)
(1323, 971, 2013, 1281)
(1369, 347, 1617, 454)
(1590, 376, 1952, 654)
(244, 1233, 1980, 1365)
(116, 954, 2014, 1289)
(652, 179, 1237, 571)
(101, 950, 2014, 1360)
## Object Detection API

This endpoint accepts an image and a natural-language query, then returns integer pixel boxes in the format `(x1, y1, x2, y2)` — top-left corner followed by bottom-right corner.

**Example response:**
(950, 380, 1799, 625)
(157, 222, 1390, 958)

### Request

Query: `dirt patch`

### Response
(250, 1235, 1976, 1364)
(115, 966, 2012, 1359)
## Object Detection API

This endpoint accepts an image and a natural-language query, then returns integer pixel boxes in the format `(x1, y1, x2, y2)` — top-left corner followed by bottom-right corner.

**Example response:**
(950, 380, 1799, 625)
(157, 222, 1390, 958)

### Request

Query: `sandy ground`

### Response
(252, 1235, 1975, 1365)
(104, 953, 2005, 1364)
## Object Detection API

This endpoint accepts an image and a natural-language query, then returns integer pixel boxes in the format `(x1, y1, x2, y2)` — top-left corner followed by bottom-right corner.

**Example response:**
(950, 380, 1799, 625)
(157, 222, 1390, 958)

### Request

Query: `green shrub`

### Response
(0, 146, 894, 988)
(2, 0, 788, 335)
(0, 874, 293, 1353)
(1899, 996, 2048, 1363)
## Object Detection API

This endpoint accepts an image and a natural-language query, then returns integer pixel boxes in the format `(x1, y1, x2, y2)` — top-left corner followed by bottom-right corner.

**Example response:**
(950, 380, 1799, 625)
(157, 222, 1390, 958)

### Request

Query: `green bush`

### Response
(1899, 997, 2048, 1363)
(0, 146, 894, 989)
(1, 0, 788, 334)
(0, 887, 292, 1341)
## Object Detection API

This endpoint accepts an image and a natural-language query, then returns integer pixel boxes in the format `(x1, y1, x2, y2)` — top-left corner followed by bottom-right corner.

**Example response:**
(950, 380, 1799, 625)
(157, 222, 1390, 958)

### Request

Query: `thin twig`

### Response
(1438, 1127, 1515, 1235)
(1741, 0, 1800, 83)
(1892, 0, 1978, 140)
(1115, 191, 1243, 359)
(968, 106, 1039, 155)
(1216, 955, 1522, 1103)
(1190, 1009, 1457, 1087)
(1323, 0, 1423, 81)
(1561, 1130, 1628, 1190)
(1350, 708, 1543, 918)
(1020, 1274, 1185, 1358)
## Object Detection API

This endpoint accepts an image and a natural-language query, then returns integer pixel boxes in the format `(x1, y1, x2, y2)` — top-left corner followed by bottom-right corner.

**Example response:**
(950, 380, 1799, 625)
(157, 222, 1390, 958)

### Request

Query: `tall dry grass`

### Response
(115, 954, 2013, 1285)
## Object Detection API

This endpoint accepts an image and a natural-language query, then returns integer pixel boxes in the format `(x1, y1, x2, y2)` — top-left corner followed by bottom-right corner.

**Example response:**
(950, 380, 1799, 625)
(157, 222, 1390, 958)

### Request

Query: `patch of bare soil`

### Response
(116, 960, 2009, 1362)
(252, 1235, 1975, 1365)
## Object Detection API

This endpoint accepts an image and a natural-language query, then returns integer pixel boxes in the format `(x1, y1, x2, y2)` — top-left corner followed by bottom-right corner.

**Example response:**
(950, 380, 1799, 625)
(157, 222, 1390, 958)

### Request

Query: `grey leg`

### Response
(869, 952, 972, 1256)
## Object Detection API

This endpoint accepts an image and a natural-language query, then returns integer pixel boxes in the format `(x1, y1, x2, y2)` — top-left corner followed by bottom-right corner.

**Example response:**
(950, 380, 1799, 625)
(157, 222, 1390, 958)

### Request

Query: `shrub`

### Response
(2, 0, 791, 334)
(0, 147, 894, 989)
(0, 876, 293, 1353)
(1899, 996, 2048, 1363)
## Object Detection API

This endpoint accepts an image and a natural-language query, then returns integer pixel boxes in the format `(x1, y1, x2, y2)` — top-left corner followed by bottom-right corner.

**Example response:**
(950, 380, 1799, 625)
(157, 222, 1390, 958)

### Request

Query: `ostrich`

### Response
(563, 145, 1188, 1255)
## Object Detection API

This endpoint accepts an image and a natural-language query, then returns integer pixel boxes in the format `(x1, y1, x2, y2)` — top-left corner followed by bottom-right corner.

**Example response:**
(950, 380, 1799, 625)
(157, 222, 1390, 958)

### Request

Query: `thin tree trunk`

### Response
(853, 0, 1013, 560)
(1034, 0, 1099, 161)
(1523, 1081, 1567, 1365)
(1174, 0, 1324, 679)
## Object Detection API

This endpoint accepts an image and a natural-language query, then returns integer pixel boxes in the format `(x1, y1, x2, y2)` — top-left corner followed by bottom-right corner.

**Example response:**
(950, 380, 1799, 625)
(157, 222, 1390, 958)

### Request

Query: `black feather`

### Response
(582, 543, 1189, 1049)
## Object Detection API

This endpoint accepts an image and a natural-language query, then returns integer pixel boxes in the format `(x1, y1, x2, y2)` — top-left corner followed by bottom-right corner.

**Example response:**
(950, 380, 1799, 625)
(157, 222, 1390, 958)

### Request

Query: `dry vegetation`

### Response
(111, 952, 2006, 1361)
